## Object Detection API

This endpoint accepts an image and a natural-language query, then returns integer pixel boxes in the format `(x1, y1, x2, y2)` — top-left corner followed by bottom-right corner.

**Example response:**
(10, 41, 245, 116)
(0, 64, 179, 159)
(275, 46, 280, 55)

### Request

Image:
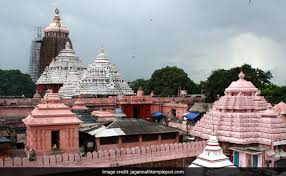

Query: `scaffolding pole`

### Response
(29, 27, 42, 82)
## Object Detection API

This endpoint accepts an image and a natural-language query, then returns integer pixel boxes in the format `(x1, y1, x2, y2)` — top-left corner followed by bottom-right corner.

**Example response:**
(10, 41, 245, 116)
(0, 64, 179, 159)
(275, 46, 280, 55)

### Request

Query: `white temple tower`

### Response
(76, 48, 135, 97)
(189, 132, 234, 168)
(37, 42, 86, 95)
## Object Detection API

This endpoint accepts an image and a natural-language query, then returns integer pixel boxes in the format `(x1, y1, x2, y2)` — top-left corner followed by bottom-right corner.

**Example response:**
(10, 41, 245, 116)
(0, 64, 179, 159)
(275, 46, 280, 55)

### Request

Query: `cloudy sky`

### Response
(0, 0, 286, 85)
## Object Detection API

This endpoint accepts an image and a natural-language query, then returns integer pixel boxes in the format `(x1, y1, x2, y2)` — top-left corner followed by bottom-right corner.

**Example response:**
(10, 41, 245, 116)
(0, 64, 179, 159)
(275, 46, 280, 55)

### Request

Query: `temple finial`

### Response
(238, 70, 245, 80)
(55, 8, 60, 15)
(100, 42, 104, 53)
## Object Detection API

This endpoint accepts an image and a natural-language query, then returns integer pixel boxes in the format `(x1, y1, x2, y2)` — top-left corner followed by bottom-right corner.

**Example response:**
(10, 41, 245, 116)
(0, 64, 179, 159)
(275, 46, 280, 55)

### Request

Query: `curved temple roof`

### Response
(37, 42, 86, 85)
(76, 48, 135, 96)
(191, 71, 286, 146)
(22, 90, 82, 126)
(44, 8, 69, 34)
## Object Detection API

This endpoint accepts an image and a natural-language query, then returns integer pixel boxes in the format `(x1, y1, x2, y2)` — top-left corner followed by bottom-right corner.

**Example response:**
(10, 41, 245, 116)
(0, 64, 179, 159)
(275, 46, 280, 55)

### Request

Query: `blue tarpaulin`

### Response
(0, 136, 11, 143)
(184, 112, 200, 120)
(152, 112, 162, 117)
(152, 112, 165, 118)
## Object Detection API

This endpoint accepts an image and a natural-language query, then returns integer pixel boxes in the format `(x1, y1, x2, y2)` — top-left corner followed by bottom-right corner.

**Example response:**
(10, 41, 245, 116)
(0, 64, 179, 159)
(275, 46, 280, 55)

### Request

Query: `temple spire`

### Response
(100, 42, 105, 53)
(238, 71, 245, 80)
(189, 131, 234, 168)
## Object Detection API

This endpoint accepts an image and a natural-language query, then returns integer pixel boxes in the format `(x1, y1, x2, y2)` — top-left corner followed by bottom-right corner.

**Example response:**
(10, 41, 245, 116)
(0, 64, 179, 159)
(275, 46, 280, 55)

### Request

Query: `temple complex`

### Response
(22, 90, 82, 155)
(191, 71, 286, 167)
(37, 42, 86, 95)
(39, 8, 73, 75)
(76, 49, 135, 97)
(7, 5, 286, 172)
(189, 132, 234, 168)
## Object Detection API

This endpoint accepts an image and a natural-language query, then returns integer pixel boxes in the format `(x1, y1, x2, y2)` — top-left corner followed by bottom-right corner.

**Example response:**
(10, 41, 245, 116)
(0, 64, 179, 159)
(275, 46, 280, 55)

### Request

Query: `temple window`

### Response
(51, 130, 60, 150)
(143, 134, 158, 141)
(100, 137, 119, 145)
(161, 133, 177, 140)
(122, 135, 139, 143)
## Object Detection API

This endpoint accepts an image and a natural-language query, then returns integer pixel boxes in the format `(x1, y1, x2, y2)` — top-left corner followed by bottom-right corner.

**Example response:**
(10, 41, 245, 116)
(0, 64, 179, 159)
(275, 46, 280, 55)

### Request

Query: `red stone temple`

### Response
(22, 90, 82, 155)
(39, 8, 73, 75)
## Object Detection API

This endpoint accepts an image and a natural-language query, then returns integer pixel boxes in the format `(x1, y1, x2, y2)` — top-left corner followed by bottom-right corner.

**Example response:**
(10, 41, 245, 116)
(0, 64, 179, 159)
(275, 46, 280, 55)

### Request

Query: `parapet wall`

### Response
(0, 141, 206, 167)
(0, 98, 40, 117)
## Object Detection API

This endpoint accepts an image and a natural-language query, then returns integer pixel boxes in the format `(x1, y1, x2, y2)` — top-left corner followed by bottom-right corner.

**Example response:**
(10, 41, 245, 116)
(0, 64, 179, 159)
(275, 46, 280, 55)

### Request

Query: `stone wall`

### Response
(0, 141, 206, 167)
(0, 96, 192, 118)
(0, 98, 40, 118)
(0, 107, 34, 118)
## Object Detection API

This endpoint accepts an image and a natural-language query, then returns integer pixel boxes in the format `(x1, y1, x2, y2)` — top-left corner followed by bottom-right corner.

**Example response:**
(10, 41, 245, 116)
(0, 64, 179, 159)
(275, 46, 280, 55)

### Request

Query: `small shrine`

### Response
(189, 132, 234, 167)
(22, 90, 82, 155)
(136, 87, 144, 97)
(91, 110, 115, 122)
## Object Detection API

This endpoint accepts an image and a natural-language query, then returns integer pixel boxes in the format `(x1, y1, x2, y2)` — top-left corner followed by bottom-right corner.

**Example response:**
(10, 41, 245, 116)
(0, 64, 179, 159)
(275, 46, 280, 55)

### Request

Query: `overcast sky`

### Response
(0, 0, 286, 85)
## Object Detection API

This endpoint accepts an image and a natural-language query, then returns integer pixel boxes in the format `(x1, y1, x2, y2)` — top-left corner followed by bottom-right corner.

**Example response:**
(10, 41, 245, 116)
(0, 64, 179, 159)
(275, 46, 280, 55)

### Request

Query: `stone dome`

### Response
(225, 71, 258, 95)
(44, 8, 69, 34)
(94, 49, 110, 63)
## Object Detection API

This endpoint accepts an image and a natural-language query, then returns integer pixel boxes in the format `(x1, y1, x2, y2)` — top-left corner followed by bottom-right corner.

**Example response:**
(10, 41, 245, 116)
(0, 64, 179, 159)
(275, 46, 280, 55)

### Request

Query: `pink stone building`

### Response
(91, 110, 115, 122)
(22, 90, 82, 156)
(191, 71, 286, 167)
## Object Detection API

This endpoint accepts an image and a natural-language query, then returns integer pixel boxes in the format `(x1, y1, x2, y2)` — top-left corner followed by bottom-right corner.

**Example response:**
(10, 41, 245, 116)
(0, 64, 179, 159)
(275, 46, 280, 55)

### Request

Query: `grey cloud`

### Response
(0, 0, 285, 85)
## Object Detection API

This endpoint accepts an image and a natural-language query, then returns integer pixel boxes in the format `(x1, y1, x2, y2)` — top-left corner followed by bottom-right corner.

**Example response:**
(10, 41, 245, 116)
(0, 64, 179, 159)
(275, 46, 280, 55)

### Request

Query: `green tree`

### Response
(148, 66, 200, 96)
(202, 64, 273, 102)
(129, 79, 150, 94)
(0, 69, 36, 97)
(261, 85, 286, 104)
